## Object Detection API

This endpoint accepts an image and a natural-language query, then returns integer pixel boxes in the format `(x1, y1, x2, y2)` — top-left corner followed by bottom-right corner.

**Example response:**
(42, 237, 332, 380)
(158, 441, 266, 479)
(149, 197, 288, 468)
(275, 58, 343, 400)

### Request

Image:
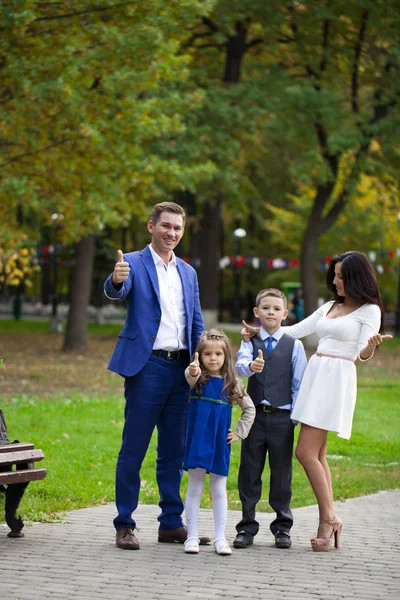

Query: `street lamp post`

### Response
(49, 213, 64, 333)
(232, 227, 246, 323)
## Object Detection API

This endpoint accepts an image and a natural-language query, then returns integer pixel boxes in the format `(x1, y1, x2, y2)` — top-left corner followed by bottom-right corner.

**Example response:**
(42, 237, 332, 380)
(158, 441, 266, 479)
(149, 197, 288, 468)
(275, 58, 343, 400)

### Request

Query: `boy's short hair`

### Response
(255, 288, 287, 309)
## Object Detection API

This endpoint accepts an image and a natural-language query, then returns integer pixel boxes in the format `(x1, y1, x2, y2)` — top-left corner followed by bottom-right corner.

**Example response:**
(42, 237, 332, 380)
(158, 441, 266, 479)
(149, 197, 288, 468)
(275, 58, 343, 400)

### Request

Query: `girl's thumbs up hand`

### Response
(112, 249, 130, 285)
(189, 352, 200, 377)
(250, 348, 265, 373)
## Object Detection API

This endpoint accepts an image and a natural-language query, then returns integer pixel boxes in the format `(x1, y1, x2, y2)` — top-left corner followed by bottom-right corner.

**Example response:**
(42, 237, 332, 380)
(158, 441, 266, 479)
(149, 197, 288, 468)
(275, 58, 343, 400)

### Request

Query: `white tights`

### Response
(185, 468, 228, 541)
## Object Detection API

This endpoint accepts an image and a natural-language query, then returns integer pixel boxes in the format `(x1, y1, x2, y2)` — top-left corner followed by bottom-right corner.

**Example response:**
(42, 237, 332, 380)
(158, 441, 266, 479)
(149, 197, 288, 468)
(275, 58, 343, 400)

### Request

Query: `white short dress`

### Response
(286, 301, 381, 439)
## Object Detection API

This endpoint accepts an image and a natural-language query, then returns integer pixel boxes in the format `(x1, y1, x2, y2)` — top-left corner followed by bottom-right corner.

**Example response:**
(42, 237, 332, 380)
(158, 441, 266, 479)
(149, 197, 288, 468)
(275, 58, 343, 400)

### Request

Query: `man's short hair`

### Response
(255, 288, 287, 309)
(150, 202, 186, 225)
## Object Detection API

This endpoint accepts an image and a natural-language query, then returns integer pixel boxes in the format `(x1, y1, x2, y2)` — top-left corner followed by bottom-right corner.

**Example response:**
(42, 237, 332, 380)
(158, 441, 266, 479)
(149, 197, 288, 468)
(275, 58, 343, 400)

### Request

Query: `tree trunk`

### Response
(193, 198, 222, 329)
(300, 180, 336, 317)
(62, 234, 96, 353)
(179, 21, 248, 326)
(300, 230, 320, 349)
(195, 21, 247, 326)
(300, 231, 319, 317)
(223, 22, 247, 83)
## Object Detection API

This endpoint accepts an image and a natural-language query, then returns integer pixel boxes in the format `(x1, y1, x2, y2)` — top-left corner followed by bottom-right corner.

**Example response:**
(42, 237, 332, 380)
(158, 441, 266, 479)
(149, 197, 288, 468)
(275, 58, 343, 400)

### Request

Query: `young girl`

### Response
(183, 329, 255, 556)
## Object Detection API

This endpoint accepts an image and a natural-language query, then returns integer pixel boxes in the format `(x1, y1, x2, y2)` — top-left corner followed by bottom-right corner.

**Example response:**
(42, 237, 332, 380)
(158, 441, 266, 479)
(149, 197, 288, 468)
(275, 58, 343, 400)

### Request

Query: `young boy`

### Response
(234, 288, 307, 549)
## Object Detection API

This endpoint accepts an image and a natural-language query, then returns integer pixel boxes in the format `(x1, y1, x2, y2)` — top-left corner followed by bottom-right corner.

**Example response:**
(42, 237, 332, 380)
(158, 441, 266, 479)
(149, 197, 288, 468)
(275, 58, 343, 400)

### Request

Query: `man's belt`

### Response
(152, 349, 189, 360)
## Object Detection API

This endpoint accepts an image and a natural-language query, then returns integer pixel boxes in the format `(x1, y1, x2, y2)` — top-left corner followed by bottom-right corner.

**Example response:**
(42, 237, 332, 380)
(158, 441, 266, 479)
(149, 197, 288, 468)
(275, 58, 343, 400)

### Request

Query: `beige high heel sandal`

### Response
(310, 516, 343, 552)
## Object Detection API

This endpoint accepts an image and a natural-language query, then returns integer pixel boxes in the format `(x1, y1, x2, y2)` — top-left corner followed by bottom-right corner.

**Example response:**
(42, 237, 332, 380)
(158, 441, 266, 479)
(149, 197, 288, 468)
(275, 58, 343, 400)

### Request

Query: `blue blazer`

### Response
(104, 245, 204, 377)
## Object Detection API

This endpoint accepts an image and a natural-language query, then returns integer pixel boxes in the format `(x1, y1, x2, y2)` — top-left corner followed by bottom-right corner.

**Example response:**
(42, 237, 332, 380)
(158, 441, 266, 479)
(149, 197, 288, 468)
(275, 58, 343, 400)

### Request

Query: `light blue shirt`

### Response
(236, 327, 307, 412)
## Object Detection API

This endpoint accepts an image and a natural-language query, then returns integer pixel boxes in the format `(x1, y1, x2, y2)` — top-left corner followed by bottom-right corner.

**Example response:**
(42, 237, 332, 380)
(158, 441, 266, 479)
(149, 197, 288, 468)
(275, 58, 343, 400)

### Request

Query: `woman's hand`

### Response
(227, 429, 240, 445)
(360, 334, 393, 359)
(188, 352, 200, 377)
(241, 320, 260, 342)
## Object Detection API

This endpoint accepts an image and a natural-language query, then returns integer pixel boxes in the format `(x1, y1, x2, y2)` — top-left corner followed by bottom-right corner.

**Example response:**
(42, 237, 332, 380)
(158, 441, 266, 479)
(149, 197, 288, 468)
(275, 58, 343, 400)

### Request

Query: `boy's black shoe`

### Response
(233, 531, 254, 548)
(274, 531, 292, 549)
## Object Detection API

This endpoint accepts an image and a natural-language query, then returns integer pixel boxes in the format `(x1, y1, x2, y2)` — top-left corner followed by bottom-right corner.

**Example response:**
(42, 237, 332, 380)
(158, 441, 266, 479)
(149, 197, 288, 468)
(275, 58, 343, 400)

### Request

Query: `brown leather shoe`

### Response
(158, 525, 210, 545)
(116, 527, 140, 550)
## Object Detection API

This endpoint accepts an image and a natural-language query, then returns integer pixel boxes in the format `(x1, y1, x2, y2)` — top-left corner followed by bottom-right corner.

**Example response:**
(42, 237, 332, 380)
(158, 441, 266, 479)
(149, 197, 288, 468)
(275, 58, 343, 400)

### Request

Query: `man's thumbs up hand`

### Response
(189, 352, 200, 377)
(112, 249, 130, 285)
(250, 348, 265, 373)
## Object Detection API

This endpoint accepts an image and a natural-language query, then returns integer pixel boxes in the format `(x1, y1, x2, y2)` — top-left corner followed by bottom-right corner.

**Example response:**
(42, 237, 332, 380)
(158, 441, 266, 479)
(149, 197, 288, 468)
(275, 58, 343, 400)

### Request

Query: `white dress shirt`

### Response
(149, 244, 187, 351)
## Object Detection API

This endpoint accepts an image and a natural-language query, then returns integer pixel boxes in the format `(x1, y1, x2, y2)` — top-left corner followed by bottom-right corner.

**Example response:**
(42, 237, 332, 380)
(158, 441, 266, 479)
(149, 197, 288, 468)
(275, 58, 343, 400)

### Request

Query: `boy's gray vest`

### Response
(247, 333, 295, 407)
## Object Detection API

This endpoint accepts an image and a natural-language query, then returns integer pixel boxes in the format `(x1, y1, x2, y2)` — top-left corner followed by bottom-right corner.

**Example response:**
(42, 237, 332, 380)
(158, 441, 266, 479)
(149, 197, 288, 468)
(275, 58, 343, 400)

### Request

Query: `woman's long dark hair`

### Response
(326, 251, 384, 333)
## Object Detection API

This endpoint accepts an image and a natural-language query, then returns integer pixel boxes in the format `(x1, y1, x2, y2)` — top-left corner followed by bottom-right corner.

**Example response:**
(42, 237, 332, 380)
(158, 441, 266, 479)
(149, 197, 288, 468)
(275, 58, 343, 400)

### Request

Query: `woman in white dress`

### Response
(242, 251, 392, 552)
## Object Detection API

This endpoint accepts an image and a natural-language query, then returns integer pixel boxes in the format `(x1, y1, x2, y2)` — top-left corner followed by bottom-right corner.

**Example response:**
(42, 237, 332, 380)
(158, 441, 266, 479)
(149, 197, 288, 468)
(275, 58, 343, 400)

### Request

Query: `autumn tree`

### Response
(0, 0, 215, 349)
(181, 1, 400, 316)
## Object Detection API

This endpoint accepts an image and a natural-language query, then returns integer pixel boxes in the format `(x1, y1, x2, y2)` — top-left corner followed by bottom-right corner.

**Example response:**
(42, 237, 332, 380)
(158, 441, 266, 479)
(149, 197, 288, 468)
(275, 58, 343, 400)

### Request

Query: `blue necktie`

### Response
(266, 336, 274, 354)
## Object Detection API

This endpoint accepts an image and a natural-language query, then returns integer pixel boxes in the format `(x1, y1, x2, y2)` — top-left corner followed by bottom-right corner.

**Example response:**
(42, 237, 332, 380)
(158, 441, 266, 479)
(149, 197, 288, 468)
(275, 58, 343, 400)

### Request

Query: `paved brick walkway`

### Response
(1, 490, 399, 600)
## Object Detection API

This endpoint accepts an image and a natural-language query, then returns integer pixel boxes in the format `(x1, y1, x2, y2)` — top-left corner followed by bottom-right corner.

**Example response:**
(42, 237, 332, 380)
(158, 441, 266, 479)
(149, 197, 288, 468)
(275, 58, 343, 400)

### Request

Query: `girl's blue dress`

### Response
(183, 376, 232, 477)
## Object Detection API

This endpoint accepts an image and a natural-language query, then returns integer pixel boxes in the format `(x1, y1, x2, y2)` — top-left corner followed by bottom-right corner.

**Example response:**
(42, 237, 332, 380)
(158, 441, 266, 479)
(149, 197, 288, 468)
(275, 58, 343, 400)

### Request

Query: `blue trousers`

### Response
(113, 353, 190, 532)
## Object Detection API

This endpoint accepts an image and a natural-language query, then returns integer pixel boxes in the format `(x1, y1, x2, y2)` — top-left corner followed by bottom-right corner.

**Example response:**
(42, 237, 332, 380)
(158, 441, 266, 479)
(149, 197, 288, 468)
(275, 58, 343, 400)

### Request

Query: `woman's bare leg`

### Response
(295, 424, 334, 529)
(318, 438, 333, 507)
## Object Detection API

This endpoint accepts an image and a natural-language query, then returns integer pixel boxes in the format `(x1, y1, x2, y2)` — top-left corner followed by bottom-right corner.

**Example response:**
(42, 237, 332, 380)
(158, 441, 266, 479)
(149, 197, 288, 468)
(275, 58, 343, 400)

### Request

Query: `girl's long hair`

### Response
(194, 329, 243, 404)
(326, 251, 384, 333)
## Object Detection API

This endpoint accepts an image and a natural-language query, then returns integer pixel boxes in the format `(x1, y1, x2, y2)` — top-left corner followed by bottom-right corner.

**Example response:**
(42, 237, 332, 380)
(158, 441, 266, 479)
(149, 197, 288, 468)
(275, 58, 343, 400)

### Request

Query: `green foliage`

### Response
(1, 1, 400, 313)
(183, 1, 400, 280)
(0, 0, 216, 248)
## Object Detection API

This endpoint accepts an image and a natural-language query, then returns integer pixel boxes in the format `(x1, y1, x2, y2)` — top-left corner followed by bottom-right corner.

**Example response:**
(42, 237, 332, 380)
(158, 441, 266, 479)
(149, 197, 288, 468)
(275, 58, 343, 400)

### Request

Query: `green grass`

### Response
(0, 318, 246, 341)
(0, 394, 123, 521)
(0, 319, 123, 337)
(0, 319, 398, 522)
(1, 316, 398, 343)
(1, 384, 399, 523)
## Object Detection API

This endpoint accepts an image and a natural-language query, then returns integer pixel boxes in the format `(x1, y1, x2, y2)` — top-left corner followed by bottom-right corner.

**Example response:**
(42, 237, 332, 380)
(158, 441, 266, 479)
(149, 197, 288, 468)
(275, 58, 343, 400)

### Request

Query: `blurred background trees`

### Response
(1, 0, 399, 350)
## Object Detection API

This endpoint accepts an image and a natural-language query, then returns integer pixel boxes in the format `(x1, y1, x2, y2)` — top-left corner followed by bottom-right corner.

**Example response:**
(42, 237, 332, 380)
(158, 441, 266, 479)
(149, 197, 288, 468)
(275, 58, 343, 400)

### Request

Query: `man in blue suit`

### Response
(104, 202, 208, 550)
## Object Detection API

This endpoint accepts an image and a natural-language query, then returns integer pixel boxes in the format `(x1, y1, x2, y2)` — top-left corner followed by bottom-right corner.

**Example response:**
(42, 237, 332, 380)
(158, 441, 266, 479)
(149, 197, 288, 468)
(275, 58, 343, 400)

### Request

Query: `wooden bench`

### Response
(0, 410, 47, 538)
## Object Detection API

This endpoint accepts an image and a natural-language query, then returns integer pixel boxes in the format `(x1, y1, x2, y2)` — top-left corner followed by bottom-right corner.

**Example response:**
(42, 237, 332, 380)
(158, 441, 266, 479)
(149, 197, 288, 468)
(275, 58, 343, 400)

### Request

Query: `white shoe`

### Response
(184, 537, 200, 554)
(214, 538, 232, 555)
